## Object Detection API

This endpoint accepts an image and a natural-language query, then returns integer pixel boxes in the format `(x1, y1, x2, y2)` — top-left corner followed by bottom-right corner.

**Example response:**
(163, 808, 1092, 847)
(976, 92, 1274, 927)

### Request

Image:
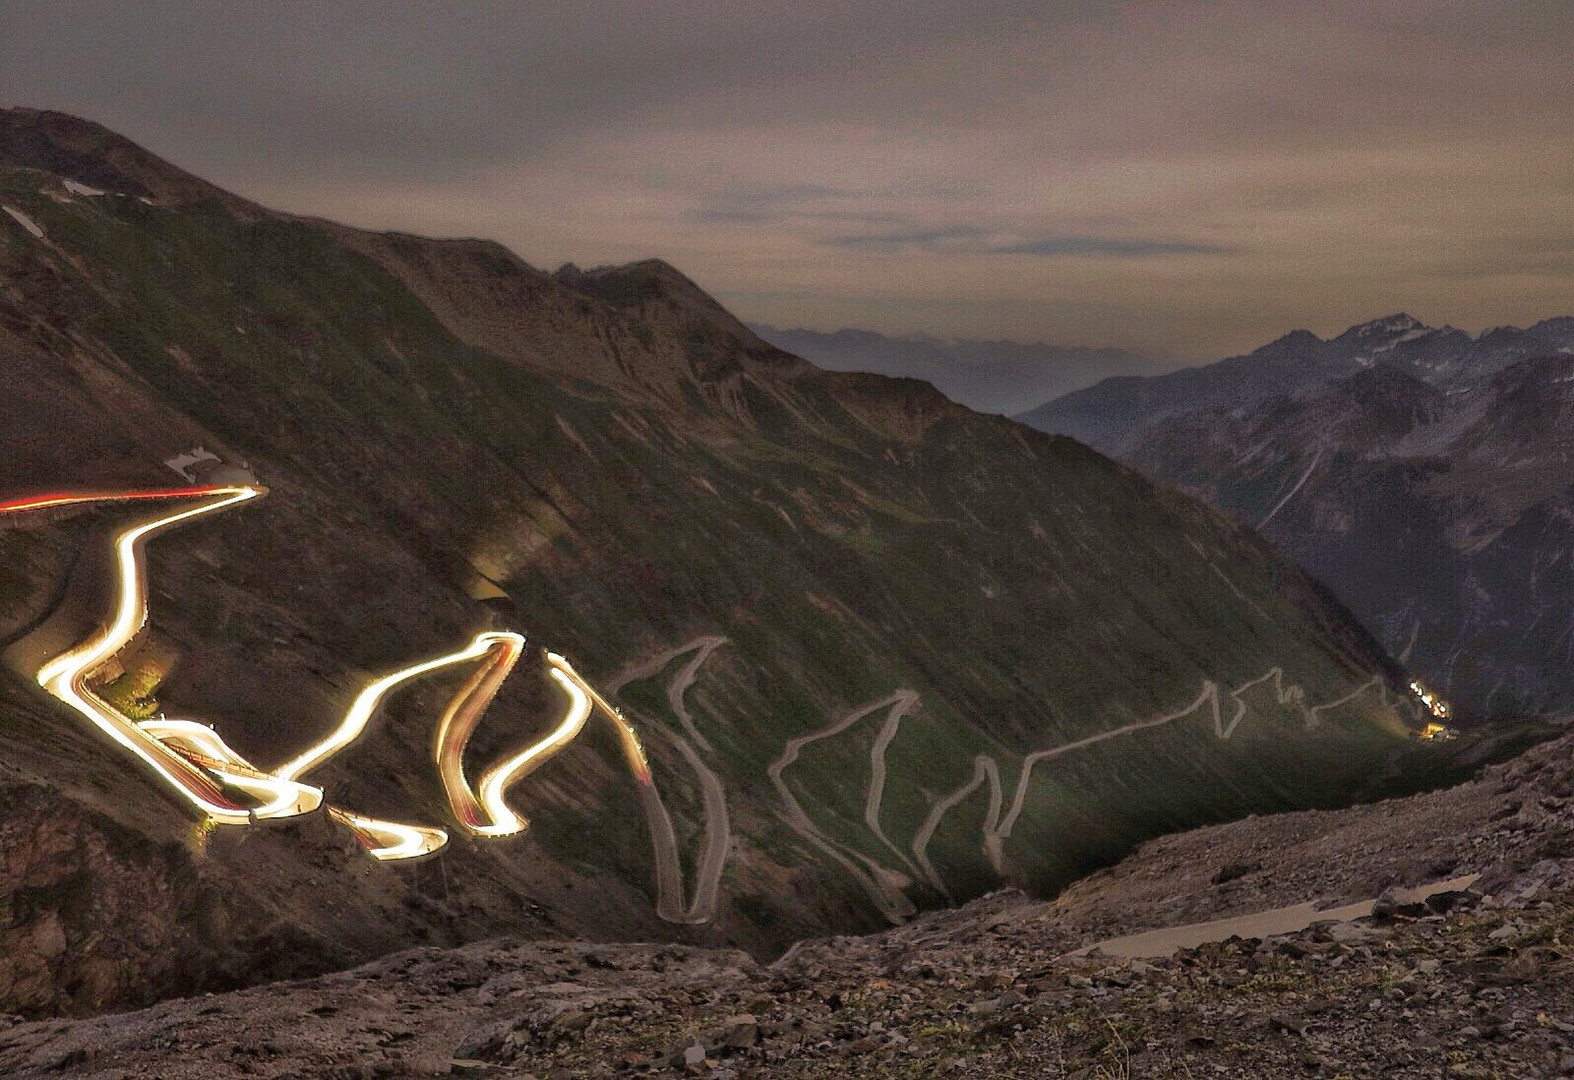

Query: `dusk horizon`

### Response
(3, 1, 1569, 361)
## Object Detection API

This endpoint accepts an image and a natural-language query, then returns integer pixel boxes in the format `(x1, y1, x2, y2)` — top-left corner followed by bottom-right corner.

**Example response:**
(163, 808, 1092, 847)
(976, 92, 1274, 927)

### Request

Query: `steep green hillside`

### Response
(0, 109, 1445, 1015)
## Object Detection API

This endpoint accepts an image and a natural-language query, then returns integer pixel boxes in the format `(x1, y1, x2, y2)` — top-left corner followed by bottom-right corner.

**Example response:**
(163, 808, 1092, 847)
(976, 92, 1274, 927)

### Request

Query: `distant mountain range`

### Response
(1018, 313, 1574, 720)
(749, 324, 1160, 415)
(1019, 313, 1574, 456)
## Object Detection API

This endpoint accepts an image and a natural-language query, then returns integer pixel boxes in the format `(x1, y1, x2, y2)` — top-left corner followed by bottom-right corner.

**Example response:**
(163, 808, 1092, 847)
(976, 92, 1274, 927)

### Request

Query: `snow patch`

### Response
(62, 179, 106, 197)
(163, 446, 220, 481)
(1371, 327, 1432, 353)
(1366, 314, 1423, 335)
(2, 206, 44, 239)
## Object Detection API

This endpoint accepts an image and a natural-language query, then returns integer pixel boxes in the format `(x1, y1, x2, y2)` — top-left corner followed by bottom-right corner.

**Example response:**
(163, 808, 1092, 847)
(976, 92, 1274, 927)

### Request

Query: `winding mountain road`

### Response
(767, 690, 921, 922)
(0, 488, 722, 886)
(606, 637, 732, 925)
(909, 666, 1417, 896)
(272, 629, 556, 859)
(432, 633, 527, 832)
(4, 487, 1427, 921)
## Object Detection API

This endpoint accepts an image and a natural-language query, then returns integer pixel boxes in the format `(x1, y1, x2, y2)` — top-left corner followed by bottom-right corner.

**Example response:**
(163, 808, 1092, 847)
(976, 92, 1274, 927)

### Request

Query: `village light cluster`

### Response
(1409, 679, 1450, 720)
(1409, 679, 1457, 740)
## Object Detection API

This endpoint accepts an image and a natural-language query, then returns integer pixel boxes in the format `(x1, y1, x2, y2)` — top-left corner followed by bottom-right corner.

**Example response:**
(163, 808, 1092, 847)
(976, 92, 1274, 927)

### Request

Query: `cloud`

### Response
(825, 225, 1225, 257)
(1, 1, 1570, 360)
(688, 182, 893, 225)
(996, 237, 1224, 257)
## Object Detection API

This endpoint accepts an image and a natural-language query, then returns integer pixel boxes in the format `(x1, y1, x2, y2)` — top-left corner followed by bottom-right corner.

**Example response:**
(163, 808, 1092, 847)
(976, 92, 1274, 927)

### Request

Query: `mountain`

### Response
(0, 108, 1440, 1016)
(749, 324, 1159, 416)
(1131, 357, 1574, 720)
(1018, 313, 1574, 455)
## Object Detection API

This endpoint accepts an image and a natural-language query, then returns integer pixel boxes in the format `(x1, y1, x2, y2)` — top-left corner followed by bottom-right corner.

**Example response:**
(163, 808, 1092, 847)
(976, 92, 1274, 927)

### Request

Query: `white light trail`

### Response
(327, 808, 449, 860)
(433, 632, 525, 831)
(139, 718, 322, 819)
(275, 632, 523, 784)
(469, 660, 592, 836)
(9, 486, 324, 825)
(5, 488, 721, 902)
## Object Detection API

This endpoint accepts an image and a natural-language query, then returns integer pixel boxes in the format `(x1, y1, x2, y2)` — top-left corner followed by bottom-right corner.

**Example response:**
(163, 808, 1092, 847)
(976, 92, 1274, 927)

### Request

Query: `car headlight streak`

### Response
(18, 486, 320, 825)
(326, 808, 449, 861)
(139, 718, 324, 819)
(4, 486, 665, 868)
(468, 663, 591, 836)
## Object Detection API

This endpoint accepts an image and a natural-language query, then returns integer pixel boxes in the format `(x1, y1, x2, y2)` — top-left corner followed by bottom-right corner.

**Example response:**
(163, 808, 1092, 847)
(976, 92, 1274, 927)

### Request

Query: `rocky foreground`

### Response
(1, 725, 1571, 1079)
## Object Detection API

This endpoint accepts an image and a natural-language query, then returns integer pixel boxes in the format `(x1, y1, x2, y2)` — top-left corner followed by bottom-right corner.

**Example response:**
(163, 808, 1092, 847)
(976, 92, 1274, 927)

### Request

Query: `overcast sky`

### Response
(3, 1, 1570, 362)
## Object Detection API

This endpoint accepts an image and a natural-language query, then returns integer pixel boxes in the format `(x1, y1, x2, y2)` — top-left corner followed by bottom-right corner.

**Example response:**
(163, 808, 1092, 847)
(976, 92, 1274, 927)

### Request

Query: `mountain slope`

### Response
(0, 108, 1439, 1016)
(1019, 313, 1574, 455)
(1131, 357, 1574, 720)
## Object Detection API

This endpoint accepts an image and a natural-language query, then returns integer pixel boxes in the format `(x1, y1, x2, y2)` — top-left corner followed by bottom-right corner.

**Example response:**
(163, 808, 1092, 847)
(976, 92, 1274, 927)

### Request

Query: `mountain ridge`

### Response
(1018, 312, 1574, 455)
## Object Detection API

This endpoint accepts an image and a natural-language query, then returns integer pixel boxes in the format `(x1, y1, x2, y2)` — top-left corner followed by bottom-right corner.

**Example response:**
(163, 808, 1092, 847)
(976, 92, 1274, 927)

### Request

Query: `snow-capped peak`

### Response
(1350, 313, 1427, 338)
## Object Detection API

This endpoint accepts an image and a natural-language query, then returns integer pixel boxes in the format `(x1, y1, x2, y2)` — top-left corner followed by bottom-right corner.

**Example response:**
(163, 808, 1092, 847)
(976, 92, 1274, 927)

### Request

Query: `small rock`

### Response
(717, 1014, 759, 1049)
(1326, 921, 1388, 945)
(1212, 862, 1261, 885)
(1269, 1015, 1308, 1037)
(1427, 890, 1470, 914)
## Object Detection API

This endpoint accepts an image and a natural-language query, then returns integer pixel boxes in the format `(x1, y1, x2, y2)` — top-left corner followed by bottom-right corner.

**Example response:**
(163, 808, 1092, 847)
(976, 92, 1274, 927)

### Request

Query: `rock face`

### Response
(3, 722, 1572, 1079)
(0, 108, 1435, 1015)
(0, 778, 424, 1018)
(1129, 356, 1574, 720)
